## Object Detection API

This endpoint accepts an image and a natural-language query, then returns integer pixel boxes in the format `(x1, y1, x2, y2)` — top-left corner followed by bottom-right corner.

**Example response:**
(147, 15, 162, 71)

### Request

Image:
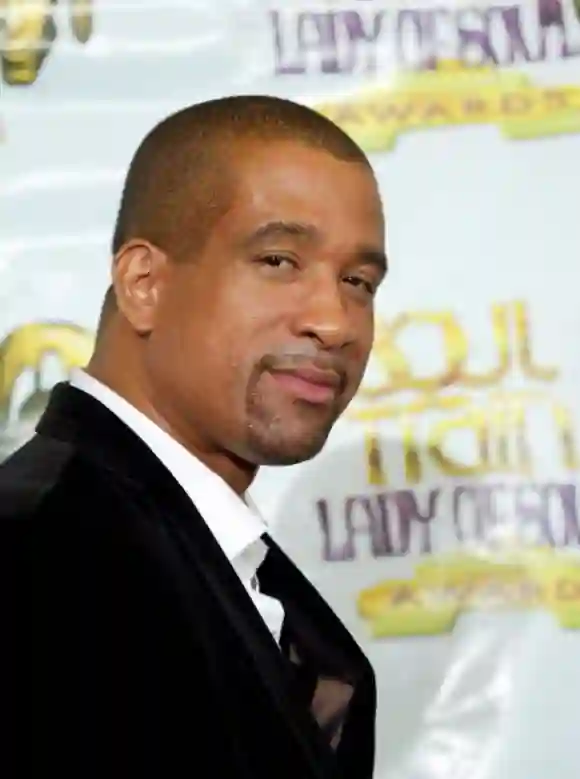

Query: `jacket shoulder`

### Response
(0, 433, 126, 522)
(0, 434, 175, 596)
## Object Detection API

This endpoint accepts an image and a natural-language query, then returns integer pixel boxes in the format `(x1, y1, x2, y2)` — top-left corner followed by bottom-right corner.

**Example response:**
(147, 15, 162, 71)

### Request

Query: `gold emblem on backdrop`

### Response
(1, 0, 93, 86)
(0, 322, 94, 459)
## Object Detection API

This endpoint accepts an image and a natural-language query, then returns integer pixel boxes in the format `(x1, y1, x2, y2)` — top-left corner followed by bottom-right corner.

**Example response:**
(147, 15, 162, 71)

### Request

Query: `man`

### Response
(1, 96, 387, 777)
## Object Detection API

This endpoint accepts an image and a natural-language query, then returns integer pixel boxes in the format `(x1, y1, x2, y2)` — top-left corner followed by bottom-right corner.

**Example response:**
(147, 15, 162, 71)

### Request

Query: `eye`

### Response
(259, 254, 297, 269)
(343, 275, 375, 296)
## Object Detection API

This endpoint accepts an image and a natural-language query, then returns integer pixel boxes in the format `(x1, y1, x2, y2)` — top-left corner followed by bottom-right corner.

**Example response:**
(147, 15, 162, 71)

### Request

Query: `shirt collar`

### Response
(69, 370, 266, 562)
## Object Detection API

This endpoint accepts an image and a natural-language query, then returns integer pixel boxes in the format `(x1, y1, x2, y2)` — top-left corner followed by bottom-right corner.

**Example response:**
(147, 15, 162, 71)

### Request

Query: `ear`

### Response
(111, 239, 168, 335)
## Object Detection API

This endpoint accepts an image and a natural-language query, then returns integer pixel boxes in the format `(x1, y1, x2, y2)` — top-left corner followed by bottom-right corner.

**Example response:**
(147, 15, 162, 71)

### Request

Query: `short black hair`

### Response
(99, 95, 372, 327)
(111, 94, 370, 257)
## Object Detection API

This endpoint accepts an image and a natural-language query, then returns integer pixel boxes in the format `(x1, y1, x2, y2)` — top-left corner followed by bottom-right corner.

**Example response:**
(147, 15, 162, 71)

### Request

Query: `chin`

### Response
(259, 450, 320, 467)
(249, 433, 329, 467)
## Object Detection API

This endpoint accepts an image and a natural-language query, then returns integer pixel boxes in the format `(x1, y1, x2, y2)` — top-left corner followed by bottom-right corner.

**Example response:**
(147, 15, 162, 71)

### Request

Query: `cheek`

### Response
(347, 331, 374, 389)
(360, 333, 375, 369)
(187, 317, 255, 395)
(353, 318, 375, 363)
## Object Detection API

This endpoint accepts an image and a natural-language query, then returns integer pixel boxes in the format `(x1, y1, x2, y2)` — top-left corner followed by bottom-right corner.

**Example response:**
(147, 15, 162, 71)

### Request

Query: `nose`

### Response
(290, 275, 355, 350)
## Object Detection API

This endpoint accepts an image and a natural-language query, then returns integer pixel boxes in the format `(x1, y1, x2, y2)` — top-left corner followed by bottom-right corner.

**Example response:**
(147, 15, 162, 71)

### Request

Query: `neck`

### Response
(87, 346, 257, 496)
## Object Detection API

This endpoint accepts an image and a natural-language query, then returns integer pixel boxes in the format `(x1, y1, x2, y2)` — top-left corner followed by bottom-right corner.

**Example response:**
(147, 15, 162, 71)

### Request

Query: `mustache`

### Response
(259, 344, 348, 392)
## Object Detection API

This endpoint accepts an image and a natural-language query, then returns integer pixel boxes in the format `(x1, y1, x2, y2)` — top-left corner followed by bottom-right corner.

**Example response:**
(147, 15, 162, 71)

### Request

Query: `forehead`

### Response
(219, 141, 384, 246)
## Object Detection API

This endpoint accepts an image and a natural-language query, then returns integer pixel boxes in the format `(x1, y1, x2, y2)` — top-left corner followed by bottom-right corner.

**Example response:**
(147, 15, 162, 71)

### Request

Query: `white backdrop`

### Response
(2, 1, 580, 776)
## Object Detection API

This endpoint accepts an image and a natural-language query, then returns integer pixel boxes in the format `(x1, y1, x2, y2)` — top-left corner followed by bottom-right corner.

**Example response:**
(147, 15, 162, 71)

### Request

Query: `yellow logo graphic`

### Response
(0, 322, 94, 461)
(1, 0, 93, 86)
(347, 300, 577, 488)
(0, 321, 94, 410)
(358, 546, 580, 637)
(315, 60, 580, 152)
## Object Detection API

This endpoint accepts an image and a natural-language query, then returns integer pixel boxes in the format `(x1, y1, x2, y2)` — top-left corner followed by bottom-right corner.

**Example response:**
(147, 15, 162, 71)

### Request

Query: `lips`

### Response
(268, 366, 342, 404)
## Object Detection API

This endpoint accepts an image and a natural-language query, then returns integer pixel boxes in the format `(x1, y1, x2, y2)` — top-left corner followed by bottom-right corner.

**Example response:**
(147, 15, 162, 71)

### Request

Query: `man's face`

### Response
(143, 141, 386, 466)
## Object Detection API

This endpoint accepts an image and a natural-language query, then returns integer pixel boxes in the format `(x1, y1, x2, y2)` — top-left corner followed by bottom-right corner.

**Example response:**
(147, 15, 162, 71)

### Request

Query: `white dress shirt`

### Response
(70, 370, 284, 644)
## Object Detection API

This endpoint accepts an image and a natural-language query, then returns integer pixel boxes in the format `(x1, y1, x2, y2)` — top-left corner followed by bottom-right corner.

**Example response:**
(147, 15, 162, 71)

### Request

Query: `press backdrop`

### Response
(2, 1, 580, 776)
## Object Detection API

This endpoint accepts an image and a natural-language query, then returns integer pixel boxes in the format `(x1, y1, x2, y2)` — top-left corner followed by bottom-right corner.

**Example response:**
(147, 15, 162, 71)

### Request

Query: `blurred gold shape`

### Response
(0, 321, 94, 411)
(358, 545, 580, 638)
(1, 0, 93, 85)
(316, 60, 580, 152)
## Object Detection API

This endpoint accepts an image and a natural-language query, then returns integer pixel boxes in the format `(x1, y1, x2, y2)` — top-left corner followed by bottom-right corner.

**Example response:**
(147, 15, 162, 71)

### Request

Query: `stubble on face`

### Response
(149, 140, 385, 474)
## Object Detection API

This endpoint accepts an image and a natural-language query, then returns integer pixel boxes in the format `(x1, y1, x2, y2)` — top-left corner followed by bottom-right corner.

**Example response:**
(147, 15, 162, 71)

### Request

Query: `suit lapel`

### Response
(35, 383, 334, 778)
(260, 536, 375, 758)
(154, 501, 334, 777)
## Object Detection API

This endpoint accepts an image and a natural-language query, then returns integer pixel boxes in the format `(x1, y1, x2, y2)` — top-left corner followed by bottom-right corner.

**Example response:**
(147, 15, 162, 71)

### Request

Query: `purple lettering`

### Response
(538, 0, 564, 29)
(316, 499, 354, 561)
(270, 11, 305, 74)
(339, 10, 385, 73)
(415, 10, 448, 70)
(271, 0, 580, 78)
(456, 8, 498, 65)
(347, 495, 393, 556)
(320, 481, 579, 562)
(494, 6, 533, 63)
(453, 485, 488, 543)
(515, 485, 554, 545)
(390, 489, 438, 555)
(396, 10, 426, 70)
(316, 495, 390, 561)
(537, 0, 580, 59)
(552, 483, 580, 545)
(270, 11, 341, 75)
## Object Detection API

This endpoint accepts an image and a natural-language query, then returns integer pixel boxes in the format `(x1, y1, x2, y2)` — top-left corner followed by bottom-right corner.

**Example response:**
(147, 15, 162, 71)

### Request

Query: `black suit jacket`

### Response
(0, 383, 376, 778)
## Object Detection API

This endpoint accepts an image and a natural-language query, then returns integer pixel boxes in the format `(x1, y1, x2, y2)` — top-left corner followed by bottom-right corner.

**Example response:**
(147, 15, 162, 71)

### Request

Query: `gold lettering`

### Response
(361, 311, 467, 398)
(421, 101, 451, 122)
(501, 93, 533, 115)
(488, 398, 532, 475)
(327, 104, 361, 126)
(362, 390, 575, 485)
(427, 410, 490, 477)
(491, 404, 510, 471)
(514, 300, 558, 381)
(555, 579, 580, 602)
(490, 393, 578, 473)
(350, 392, 469, 422)
(552, 402, 579, 470)
(361, 300, 558, 400)
(462, 98, 488, 116)
(460, 303, 511, 387)
(365, 431, 385, 486)
(391, 585, 418, 606)
(372, 101, 414, 124)
(360, 321, 409, 399)
(364, 422, 423, 486)
(514, 401, 533, 474)
(402, 417, 422, 484)
(543, 89, 569, 110)
(356, 301, 574, 484)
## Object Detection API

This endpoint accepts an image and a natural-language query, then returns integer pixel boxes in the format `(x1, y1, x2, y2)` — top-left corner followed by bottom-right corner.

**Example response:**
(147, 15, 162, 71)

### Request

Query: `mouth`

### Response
(267, 366, 342, 405)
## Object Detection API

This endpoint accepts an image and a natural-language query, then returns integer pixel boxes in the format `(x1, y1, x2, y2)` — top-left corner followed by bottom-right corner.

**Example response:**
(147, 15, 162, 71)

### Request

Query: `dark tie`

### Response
(259, 534, 355, 752)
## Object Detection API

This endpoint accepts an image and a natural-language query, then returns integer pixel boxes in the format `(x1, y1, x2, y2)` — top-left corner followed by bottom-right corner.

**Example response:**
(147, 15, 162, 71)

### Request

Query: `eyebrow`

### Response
(360, 248, 388, 279)
(245, 220, 318, 245)
(245, 219, 388, 277)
